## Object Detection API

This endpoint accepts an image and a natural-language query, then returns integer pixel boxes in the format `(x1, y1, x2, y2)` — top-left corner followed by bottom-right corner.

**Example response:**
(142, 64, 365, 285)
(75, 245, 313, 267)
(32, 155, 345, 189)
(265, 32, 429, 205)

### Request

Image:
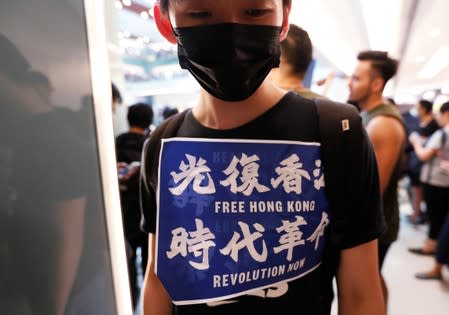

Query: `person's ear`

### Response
(279, 2, 292, 41)
(371, 77, 384, 93)
(153, 3, 177, 44)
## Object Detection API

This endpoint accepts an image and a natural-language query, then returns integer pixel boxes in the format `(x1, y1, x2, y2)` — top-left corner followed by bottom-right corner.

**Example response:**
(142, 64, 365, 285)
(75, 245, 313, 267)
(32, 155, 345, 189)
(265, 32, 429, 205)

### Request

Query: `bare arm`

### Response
(409, 134, 438, 162)
(337, 240, 385, 315)
(52, 197, 86, 315)
(366, 116, 405, 193)
(142, 234, 173, 315)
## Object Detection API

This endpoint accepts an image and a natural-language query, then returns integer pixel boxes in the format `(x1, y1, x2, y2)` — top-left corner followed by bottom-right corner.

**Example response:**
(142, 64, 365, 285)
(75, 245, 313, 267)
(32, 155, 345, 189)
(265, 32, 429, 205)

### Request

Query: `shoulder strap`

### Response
(141, 109, 188, 195)
(314, 97, 363, 246)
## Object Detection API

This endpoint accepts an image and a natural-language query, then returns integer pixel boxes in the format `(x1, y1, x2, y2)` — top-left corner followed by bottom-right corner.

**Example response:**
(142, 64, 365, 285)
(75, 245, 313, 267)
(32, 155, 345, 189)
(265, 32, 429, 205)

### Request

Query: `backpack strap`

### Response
(314, 97, 365, 247)
(140, 109, 188, 196)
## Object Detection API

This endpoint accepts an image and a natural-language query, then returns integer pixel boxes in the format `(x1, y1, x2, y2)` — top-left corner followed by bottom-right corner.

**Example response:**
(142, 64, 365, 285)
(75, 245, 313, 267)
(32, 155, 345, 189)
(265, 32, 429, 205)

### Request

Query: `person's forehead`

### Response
(355, 61, 372, 75)
(170, 0, 280, 7)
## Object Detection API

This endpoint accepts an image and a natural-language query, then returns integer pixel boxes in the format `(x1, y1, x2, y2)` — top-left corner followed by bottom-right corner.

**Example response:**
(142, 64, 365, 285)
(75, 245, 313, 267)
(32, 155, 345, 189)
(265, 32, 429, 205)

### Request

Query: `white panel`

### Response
(84, 0, 134, 314)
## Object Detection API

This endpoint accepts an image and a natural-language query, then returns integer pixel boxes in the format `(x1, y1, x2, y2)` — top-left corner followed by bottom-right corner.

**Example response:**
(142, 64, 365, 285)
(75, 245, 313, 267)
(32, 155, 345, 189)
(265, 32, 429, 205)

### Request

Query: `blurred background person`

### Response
(269, 24, 321, 100)
(406, 100, 439, 225)
(162, 106, 179, 120)
(408, 101, 449, 257)
(415, 176, 449, 280)
(115, 102, 154, 309)
(348, 50, 405, 310)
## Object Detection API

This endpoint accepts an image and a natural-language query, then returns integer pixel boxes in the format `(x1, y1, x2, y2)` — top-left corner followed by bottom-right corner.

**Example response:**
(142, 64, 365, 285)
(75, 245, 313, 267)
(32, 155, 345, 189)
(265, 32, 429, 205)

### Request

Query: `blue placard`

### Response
(156, 138, 330, 305)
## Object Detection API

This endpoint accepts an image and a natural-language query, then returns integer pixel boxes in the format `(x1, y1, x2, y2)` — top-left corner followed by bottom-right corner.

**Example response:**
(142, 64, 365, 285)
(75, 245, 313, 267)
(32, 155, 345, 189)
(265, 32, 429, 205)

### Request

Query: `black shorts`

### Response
(407, 171, 422, 186)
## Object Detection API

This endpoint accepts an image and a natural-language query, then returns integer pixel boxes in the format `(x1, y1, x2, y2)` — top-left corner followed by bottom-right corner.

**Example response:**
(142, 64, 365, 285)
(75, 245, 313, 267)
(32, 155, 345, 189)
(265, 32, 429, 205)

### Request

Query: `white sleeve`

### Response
(425, 129, 442, 150)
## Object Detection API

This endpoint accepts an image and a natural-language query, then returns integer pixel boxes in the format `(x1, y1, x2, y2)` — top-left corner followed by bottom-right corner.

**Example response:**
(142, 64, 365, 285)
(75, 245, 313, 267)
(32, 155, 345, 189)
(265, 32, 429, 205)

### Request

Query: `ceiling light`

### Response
(418, 45, 449, 79)
(422, 90, 436, 100)
(140, 11, 149, 19)
(122, 0, 132, 7)
(115, 1, 123, 9)
(360, 0, 403, 55)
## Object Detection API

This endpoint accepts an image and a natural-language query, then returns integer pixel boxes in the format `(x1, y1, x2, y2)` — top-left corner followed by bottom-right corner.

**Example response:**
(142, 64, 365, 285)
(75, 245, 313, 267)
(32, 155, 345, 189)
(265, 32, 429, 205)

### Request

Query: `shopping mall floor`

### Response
(135, 180, 449, 315)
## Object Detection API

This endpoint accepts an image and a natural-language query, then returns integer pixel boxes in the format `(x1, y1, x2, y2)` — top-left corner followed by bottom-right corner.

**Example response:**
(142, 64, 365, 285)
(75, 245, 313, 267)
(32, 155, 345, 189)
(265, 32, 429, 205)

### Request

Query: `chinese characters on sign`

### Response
(157, 139, 330, 304)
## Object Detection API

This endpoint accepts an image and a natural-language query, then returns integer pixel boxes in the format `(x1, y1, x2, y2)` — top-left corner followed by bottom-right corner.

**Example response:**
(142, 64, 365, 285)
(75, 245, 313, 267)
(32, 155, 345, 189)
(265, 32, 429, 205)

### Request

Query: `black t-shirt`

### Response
(420, 119, 439, 138)
(407, 118, 440, 176)
(115, 131, 146, 163)
(141, 92, 382, 314)
(116, 131, 147, 240)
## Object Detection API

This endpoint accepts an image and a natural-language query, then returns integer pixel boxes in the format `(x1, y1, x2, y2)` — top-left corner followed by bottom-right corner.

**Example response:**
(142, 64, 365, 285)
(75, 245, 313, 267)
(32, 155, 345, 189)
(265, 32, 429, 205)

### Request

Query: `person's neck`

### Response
(129, 126, 146, 135)
(277, 75, 305, 92)
(360, 94, 386, 113)
(192, 79, 287, 130)
(420, 114, 434, 124)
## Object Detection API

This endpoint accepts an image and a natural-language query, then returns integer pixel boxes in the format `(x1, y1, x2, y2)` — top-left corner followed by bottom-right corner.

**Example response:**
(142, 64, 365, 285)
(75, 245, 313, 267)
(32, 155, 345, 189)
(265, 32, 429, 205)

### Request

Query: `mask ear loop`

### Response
(153, 3, 177, 44)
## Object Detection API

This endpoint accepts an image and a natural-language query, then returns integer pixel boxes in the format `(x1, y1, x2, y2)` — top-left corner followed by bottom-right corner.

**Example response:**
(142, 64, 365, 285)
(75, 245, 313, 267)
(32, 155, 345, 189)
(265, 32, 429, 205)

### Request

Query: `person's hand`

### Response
(117, 162, 129, 181)
(117, 161, 140, 181)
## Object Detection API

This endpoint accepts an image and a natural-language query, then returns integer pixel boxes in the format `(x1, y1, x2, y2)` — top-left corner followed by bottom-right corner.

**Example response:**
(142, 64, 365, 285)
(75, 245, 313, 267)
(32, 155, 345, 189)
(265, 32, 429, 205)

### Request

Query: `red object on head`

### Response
(153, 3, 177, 44)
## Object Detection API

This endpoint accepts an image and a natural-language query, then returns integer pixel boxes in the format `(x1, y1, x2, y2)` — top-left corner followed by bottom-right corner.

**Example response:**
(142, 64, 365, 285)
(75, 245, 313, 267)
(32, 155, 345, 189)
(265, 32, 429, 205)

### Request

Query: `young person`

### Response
(140, 1, 385, 314)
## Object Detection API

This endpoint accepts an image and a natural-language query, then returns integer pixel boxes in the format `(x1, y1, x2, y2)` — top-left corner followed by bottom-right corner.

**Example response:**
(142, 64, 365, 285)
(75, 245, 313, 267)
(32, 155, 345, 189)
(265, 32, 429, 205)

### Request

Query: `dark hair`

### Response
(281, 24, 312, 76)
(162, 106, 179, 120)
(159, 0, 291, 12)
(0, 34, 30, 83)
(357, 50, 398, 85)
(440, 101, 449, 114)
(386, 97, 396, 105)
(26, 71, 52, 88)
(418, 100, 433, 114)
(127, 103, 154, 129)
(112, 82, 122, 104)
(159, 0, 168, 11)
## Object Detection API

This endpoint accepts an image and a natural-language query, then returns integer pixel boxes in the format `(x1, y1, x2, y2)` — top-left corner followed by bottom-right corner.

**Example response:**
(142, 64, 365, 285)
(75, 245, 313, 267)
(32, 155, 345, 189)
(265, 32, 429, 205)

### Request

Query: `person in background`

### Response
(386, 97, 396, 106)
(408, 101, 449, 257)
(406, 100, 439, 225)
(140, 1, 385, 315)
(162, 106, 179, 120)
(414, 159, 449, 280)
(116, 103, 154, 309)
(415, 201, 449, 279)
(348, 50, 406, 311)
(269, 23, 321, 100)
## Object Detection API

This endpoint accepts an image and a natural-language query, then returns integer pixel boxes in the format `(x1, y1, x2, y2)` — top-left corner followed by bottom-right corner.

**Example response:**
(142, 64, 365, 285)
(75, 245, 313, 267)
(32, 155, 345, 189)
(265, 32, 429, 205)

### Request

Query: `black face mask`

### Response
(174, 23, 282, 102)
